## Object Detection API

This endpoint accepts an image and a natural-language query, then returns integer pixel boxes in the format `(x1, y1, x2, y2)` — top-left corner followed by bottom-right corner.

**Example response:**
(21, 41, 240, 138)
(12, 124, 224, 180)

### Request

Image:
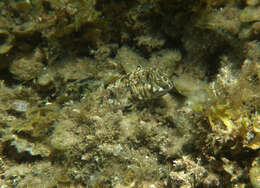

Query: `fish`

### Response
(103, 66, 174, 108)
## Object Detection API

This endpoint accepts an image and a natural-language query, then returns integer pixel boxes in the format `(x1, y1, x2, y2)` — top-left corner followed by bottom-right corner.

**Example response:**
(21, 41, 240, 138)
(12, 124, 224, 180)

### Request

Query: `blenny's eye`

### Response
(158, 87, 164, 92)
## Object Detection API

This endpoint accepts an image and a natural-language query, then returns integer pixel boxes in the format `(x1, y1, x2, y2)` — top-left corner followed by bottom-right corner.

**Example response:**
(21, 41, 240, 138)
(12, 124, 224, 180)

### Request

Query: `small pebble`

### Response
(12, 99, 28, 112)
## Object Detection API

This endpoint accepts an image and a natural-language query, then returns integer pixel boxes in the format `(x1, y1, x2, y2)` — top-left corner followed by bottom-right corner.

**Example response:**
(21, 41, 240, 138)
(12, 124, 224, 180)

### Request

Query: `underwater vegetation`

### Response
(0, 0, 260, 187)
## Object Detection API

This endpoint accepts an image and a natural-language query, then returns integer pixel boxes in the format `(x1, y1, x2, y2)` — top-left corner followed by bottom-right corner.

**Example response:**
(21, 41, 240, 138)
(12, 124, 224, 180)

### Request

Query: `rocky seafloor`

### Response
(0, 0, 260, 187)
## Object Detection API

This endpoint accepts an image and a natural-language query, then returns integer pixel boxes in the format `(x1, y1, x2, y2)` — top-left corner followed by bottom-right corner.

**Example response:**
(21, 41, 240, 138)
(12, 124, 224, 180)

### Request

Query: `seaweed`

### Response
(0, 0, 260, 187)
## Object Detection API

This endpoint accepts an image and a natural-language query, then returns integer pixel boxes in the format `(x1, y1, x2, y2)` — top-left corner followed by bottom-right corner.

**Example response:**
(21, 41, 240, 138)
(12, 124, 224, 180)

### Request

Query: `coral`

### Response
(116, 46, 147, 74)
(9, 49, 45, 81)
(250, 157, 260, 188)
(9, 0, 32, 14)
(202, 56, 259, 138)
(240, 6, 260, 23)
(11, 104, 60, 138)
(50, 120, 81, 151)
(3, 161, 65, 187)
(173, 74, 209, 110)
(196, 5, 241, 35)
(7, 135, 51, 157)
(0, 29, 14, 54)
(252, 22, 260, 36)
(246, 0, 260, 6)
(135, 34, 166, 53)
(9, 56, 44, 81)
(169, 155, 208, 187)
(90, 43, 118, 61)
(197, 53, 260, 186)
(0, 81, 40, 114)
(149, 49, 182, 77)
(221, 157, 244, 183)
